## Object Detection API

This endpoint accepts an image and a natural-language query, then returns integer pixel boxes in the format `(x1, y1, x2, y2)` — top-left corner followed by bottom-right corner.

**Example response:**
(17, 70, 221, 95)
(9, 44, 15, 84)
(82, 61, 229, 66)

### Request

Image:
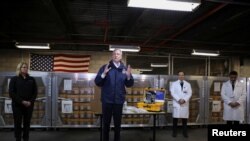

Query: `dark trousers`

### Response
(227, 121, 240, 125)
(173, 118, 188, 134)
(102, 103, 123, 141)
(12, 103, 34, 141)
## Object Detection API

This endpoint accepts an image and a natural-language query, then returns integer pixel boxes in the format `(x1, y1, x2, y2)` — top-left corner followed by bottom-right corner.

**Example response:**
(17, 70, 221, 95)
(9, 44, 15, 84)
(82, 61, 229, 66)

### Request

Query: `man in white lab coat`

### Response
(221, 71, 246, 125)
(170, 71, 192, 138)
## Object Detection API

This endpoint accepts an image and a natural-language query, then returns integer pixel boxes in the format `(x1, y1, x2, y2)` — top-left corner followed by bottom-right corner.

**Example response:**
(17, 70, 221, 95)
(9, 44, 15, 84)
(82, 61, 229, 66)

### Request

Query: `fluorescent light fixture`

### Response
(128, 0, 201, 12)
(140, 68, 153, 72)
(109, 44, 140, 52)
(16, 42, 50, 49)
(191, 49, 220, 56)
(151, 63, 168, 67)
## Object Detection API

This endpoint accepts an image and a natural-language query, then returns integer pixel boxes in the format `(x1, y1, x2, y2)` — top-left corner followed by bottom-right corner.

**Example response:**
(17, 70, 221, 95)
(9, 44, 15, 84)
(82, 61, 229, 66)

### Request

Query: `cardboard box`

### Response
(90, 86, 102, 113)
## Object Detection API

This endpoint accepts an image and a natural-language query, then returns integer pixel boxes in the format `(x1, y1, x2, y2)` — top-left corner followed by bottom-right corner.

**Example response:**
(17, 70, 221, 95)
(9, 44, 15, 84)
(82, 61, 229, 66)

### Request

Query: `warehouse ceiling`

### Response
(0, 0, 250, 56)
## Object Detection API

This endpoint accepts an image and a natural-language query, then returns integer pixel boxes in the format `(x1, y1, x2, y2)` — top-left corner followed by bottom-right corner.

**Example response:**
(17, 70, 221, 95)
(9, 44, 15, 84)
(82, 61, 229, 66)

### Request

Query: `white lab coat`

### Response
(221, 80, 246, 121)
(170, 80, 192, 118)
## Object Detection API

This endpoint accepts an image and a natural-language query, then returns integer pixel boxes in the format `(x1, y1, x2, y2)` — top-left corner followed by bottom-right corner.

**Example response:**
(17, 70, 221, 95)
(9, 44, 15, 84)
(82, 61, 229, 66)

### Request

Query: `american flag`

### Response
(30, 53, 91, 73)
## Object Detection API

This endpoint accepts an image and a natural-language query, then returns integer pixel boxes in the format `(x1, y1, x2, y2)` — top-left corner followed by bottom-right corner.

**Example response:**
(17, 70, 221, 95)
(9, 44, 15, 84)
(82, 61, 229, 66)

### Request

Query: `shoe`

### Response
(172, 132, 177, 137)
(183, 132, 188, 138)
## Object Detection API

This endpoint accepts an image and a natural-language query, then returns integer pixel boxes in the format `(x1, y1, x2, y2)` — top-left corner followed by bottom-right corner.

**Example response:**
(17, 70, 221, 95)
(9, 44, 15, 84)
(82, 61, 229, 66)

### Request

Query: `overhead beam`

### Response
(104, 1, 111, 43)
(141, 25, 172, 46)
(0, 32, 9, 38)
(156, 3, 228, 49)
(118, 9, 147, 41)
(41, 0, 76, 39)
(205, 0, 250, 6)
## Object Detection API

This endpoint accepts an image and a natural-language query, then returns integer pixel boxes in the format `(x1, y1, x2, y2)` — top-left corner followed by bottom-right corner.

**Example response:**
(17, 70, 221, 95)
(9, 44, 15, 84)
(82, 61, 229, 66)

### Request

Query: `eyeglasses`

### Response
(21, 67, 28, 69)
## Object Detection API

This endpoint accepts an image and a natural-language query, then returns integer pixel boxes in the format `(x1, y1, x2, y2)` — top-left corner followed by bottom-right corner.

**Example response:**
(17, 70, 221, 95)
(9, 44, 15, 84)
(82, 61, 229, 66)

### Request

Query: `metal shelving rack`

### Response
(0, 72, 249, 128)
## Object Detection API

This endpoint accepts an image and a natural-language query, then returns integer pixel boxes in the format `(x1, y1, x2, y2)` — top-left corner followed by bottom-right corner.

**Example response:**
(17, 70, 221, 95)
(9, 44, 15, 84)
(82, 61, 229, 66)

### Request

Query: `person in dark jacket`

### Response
(9, 62, 38, 141)
(95, 49, 134, 141)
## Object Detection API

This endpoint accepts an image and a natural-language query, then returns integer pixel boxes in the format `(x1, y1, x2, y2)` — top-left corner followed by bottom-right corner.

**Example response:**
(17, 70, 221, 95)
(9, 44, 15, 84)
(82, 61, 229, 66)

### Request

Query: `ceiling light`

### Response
(128, 0, 201, 12)
(16, 42, 50, 49)
(109, 45, 140, 52)
(191, 49, 219, 56)
(151, 63, 168, 67)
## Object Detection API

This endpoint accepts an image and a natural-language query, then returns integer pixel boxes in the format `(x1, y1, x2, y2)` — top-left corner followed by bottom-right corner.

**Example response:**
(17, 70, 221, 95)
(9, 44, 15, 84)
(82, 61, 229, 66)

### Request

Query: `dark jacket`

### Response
(95, 61, 134, 104)
(9, 75, 38, 105)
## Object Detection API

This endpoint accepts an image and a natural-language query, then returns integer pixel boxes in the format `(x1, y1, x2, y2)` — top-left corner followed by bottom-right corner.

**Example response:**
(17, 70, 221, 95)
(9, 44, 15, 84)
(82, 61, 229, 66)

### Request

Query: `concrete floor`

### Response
(0, 127, 207, 141)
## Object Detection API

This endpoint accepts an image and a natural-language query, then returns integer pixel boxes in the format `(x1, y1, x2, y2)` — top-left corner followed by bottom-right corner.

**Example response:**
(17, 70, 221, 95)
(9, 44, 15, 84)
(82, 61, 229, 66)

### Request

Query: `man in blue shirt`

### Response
(95, 49, 134, 141)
